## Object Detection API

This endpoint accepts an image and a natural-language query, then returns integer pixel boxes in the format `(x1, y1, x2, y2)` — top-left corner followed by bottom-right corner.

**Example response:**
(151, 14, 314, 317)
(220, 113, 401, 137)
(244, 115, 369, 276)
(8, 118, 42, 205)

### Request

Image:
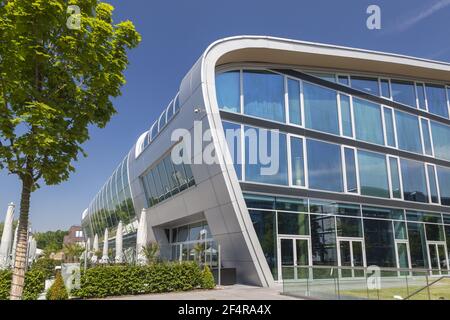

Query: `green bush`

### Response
(0, 270, 12, 300)
(71, 262, 209, 299)
(30, 258, 57, 278)
(0, 268, 47, 300)
(201, 266, 215, 289)
(46, 272, 68, 300)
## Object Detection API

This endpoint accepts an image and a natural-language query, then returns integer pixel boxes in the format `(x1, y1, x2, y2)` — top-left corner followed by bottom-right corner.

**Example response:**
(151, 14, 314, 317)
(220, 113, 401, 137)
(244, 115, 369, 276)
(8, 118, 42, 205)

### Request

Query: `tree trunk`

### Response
(10, 176, 32, 300)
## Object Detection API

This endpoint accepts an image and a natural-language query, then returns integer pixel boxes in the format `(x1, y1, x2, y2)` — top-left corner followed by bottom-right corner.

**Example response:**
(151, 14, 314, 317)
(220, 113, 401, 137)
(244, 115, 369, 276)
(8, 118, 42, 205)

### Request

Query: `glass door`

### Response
(278, 237, 311, 281)
(395, 241, 411, 276)
(337, 239, 366, 278)
(427, 243, 449, 275)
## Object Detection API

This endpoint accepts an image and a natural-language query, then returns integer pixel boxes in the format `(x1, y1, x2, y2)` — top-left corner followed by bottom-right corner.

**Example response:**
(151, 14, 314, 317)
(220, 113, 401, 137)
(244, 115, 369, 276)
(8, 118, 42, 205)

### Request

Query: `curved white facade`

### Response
(82, 36, 450, 287)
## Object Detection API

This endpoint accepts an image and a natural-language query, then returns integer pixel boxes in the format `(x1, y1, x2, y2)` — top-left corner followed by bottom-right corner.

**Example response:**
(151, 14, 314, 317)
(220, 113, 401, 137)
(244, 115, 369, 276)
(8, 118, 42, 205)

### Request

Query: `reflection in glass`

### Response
(389, 157, 402, 199)
(336, 217, 362, 237)
(431, 121, 450, 161)
(394, 221, 407, 240)
(249, 210, 277, 278)
(340, 94, 353, 137)
(401, 159, 428, 203)
(391, 80, 416, 108)
(216, 71, 240, 112)
(307, 139, 343, 192)
(244, 126, 288, 186)
(358, 150, 390, 198)
(416, 83, 427, 110)
(310, 215, 337, 265)
(437, 166, 450, 206)
(222, 121, 242, 179)
(421, 119, 433, 156)
(290, 137, 305, 187)
(425, 224, 445, 241)
(380, 79, 391, 98)
(351, 76, 379, 96)
(304, 82, 339, 135)
(395, 110, 422, 154)
(426, 84, 448, 118)
(278, 212, 309, 235)
(243, 70, 285, 122)
(383, 107, 396, 147)
(427, 165, 439, 204)
(364, 219, 396, 267)
(408, 222, 428, 268)
(344, 148, 358, 193)
(353, 98, 384, 145)
(288, 79, 301, 125)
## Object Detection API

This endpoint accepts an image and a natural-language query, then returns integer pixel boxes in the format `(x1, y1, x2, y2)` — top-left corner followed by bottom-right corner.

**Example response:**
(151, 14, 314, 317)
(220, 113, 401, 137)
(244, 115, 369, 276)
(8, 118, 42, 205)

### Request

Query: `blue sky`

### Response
(0, 0, 449, 231)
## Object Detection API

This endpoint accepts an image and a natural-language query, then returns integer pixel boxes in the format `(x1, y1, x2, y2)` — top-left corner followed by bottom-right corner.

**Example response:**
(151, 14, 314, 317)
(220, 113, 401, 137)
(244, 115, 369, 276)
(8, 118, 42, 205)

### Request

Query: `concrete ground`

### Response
(106, 284, 301, 300)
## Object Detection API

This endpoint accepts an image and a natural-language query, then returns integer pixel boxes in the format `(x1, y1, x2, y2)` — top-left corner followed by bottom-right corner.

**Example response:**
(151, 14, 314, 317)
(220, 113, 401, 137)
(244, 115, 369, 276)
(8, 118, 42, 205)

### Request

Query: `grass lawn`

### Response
(340, 278, 450, 300)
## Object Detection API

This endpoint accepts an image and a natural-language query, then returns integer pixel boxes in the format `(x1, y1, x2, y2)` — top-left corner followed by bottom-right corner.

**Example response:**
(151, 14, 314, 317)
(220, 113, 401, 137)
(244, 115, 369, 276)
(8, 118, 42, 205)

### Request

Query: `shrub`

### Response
(0, 267, 47, 300)
(46, 272, 68, 300)
(71, 261, 209, 299)
(0, 270, 12, 300)
(30, 258, 57, 278)
(201, 266, 215, 289)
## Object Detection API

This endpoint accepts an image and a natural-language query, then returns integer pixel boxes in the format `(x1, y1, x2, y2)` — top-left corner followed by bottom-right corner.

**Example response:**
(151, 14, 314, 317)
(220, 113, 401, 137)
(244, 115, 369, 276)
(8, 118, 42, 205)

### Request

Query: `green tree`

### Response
(0, 0, 140, 299)
(34, 229, 68, 252)
(62, 243, 84, 262)
(141, 242, 160, 265)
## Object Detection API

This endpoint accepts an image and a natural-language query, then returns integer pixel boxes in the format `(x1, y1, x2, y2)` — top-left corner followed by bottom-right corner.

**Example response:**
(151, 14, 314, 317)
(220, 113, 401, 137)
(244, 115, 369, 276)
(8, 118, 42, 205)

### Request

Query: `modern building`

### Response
(81, 36, 450, 287)
(63, 226, 84, 247)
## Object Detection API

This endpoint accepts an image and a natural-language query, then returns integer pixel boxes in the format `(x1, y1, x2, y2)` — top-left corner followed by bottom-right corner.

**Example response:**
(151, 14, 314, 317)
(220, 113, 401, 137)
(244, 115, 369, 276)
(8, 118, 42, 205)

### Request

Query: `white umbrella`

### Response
(100, 228, 109, 263)
(115, 221, 123, 263)
(10, 225, 19, 268)
(28, 236, 37, 263)
(136, 210, 148, 265)
(0, 203, 15, 268)
(91, 234, 99, 263)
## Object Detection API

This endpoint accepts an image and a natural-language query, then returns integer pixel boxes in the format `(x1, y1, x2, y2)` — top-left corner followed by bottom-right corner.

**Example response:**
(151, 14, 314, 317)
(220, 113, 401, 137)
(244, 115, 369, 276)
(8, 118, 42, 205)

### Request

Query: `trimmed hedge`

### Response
(71, 262, 214, 299)
(46, 272, 68, 300)
(0, 268, 46, 300)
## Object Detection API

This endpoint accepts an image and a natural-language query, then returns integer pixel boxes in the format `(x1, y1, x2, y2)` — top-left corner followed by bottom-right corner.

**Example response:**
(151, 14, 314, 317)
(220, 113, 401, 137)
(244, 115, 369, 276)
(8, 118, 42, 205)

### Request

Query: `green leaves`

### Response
(0, 0, 141, 187)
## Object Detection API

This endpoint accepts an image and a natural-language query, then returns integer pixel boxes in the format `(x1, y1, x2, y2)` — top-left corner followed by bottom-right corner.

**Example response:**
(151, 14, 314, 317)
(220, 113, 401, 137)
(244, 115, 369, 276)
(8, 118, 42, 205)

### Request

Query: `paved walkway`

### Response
(106, 284, 301, 300)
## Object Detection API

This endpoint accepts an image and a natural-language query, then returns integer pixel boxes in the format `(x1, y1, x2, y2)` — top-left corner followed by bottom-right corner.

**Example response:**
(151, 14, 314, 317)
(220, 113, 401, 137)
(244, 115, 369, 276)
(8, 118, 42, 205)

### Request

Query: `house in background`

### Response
(63, 226, 84, 247)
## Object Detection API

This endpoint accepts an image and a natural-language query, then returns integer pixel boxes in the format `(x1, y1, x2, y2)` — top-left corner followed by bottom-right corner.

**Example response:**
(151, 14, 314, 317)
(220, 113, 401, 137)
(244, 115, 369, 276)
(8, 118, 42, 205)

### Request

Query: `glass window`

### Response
(338, 75, 349, 86)
(156, 162, 170, 199)
(362, 206, 404, 220)
(340, 94, 353, 137)
(391, 80, 416, 108)
(431, 121, 450, 161)
(249, 210, 277, 278)
(389, 157, 402, 199)
(310, 215, 337, 266)
(290, 136, 305, 187)
(427, 165, 439, 204)
(416, 83, 427, 110)
(150, 123, 158, 141)
(304, 82, 339, 135)
(188, 222, 203, 241)
(383, 107, 396, 147)
(421, 119, 433, 156)
(336, 217, 362, 237)
(395, 110, 422, 154)
(353, 98, 384, 145)
(306, 139, 343, 192)
(406, 211, 442, 223)
(216, 71, 240, 112)
(308, 72, 336, 82)
(144, 170, 158, 206)
(174, 95, 180, 112)
(158, 110, 167, 130)
(426, 84, 448, 118)
(275, 197, 308, 212)
(357, 150, 390, 198)
(444, 214, 450, 225)
(309, 200, 361, 217)
(344, 148, 358, 193)
(351, 76, 379, 96)
(425, 224, 445, 241)
(166, 101, 174, 121)
(401, 159, 428, 203)
(408, 222, 428, 268)
(278, 212, 309, 235)
(244, 194, 275, 210)
(243, 70, 285, 122)
(364, 219, 396, 267)
(222, 121, 242, 180)
(437, 166, 450, 206)
(244, 126, 288, 185)
(394, 221, 407, 240)
(288, 79, 301, 125)
(380, 79, 391, 98)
